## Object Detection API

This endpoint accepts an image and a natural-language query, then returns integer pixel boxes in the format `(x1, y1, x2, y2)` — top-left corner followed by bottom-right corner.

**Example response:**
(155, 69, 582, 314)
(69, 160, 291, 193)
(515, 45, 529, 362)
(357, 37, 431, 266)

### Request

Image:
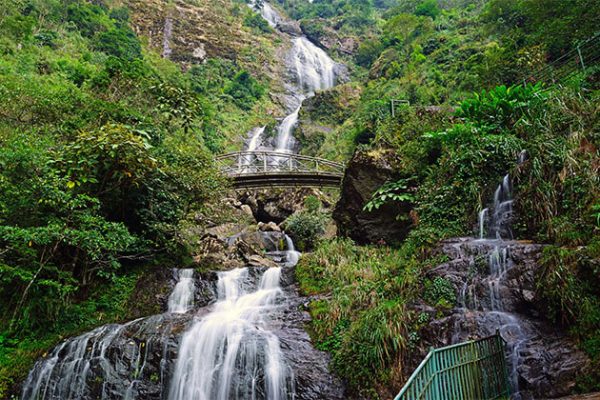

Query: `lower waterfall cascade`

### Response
(20, 233, 343, 400)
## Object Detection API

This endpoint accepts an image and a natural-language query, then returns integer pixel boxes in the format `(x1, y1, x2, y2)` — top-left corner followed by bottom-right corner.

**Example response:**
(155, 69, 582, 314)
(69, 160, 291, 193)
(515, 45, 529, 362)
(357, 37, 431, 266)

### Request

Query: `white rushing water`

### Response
(248, 126, 266, 152)
(275, 105, 301, 152)
(291, 37, 336, 94)
(252, 1, 282, 27)
(245, 1, 338, 155)
(284, 234, 300, 266)
(462, 152, 531, 397)
(168, 267, 294, 400)
(21, 321, 144, 400)
(167, 269, 195, 314)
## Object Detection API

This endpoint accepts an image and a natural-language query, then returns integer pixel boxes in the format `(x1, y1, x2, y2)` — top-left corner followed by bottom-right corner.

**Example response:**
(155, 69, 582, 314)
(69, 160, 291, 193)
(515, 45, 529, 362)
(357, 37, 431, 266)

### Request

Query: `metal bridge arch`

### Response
(216, 151, 345, 189)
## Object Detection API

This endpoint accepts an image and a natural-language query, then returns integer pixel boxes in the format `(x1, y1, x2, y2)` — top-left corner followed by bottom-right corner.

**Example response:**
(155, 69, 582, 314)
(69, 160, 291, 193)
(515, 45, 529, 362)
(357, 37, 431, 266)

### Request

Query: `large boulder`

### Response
(239, 189, 323, 224)
(333, 149, 413, 245)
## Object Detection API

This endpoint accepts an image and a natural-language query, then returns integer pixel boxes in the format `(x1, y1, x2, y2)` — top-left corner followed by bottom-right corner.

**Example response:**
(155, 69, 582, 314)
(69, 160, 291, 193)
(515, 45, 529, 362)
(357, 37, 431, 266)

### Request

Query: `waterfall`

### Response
(167, 269, 195, 314)
(167, 267, 295, 400)
(275, 105, 301, 152)
(478, 208, 488, 239)
(250, 1, 282, 28)
(291, 37, 336, 94)
(21, 322, 138, 400)
(162, 17, 173, 59)
(245, 1, 339, 155)
(284, 234, 300, 266)
(478, 174, 513, 240)
(479, 151, 527, 240)
(248, 126, 266, 152)
(453, 151, 533, 397)
(241, 125, 266, 171)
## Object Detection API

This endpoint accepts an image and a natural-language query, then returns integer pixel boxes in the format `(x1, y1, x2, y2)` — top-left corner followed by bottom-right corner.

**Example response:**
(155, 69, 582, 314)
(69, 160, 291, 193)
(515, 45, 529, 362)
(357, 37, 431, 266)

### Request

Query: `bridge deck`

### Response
(216, 151, 345, 189)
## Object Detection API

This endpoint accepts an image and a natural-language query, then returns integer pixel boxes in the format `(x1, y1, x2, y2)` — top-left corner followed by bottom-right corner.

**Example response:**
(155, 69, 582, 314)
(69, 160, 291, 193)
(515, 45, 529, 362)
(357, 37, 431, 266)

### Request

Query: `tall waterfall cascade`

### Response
(168, 267, 294, 400)
(246, 1, 338, 154)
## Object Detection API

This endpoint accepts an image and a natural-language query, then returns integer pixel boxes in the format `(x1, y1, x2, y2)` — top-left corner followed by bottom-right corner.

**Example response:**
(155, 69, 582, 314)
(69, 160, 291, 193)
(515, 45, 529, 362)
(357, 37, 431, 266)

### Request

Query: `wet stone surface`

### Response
(417, 238, 590, 400)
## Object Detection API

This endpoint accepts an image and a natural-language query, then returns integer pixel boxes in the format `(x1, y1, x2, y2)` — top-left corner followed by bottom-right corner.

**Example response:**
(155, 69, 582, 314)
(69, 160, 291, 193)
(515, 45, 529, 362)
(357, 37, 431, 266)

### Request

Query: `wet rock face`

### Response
(274, 292, 345, 400)
(195, 225, 290, 270)
(277, 20, 303, 36)
(127, 0, 245, 62)
(239, 189, 321, 224)
(333, 149, 413, 245)
(300, 19, 358, 56)
(21, 269, 344, 400)
(416, 238, 591, 399)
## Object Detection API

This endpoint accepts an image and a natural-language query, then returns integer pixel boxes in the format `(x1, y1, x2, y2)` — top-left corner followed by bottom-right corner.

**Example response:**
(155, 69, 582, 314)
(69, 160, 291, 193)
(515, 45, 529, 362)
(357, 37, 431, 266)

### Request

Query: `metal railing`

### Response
(216, 151, 345, 177)
(394, 332, 510, 400)
(215, 151, 345, 188)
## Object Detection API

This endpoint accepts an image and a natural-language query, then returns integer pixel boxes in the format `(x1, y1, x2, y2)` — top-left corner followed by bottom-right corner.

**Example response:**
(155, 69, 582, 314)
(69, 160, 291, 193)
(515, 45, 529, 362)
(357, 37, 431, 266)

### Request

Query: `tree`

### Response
(415, 0, 440, 19)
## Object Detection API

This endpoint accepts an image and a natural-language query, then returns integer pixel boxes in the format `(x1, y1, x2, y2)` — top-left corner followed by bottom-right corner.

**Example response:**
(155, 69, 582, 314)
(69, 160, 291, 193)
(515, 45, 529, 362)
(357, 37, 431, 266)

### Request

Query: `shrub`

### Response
(283, 211, 326, 251)
(423, 276, 455, 308)
(415, 0, 440, 19)
(243, 12, 272, 34)
(93, 27, 142, 60)
(355, 39, 384, 68)
(66, 3, 110, 38)
(33, 29, 59, 47)
(224, 70, 265, 110)
(0, 15, 35, 41)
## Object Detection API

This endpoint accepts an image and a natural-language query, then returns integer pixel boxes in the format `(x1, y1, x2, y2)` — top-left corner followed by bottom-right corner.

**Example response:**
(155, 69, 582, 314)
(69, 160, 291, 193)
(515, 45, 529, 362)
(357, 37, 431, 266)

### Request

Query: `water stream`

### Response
(451, 153, 530, 398)
(168, 267, 294, 400)
(167, 269, 195, 314)
(246, 2, 338, 155)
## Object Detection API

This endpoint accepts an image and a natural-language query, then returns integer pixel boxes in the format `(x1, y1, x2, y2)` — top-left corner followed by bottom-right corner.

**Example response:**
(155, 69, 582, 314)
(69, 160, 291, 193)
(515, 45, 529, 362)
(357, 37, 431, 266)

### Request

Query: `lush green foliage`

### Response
(244, 12, 273, 34)
(1, 0, 599, 398)
(296, 238, 446, 396)
(224, 70, 266, 110)
(283, 196, 328, 250)
(0, 1, 238, 394)
(363, 178, 415, 212)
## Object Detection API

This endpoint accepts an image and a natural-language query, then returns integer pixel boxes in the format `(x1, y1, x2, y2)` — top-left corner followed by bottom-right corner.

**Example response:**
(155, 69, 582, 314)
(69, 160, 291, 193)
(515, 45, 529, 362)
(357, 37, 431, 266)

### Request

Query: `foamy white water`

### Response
(291, 37, 336, 94)
(167, 267, 294, 400)
(168, 269, 195, 313)
(245, 1, 338, 155)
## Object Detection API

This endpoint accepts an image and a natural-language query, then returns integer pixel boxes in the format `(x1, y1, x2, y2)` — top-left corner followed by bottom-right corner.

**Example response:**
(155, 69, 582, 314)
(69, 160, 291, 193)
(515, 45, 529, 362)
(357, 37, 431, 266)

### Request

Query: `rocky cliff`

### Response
(333, 149, 414, 245)
(412, 238, 591, 399)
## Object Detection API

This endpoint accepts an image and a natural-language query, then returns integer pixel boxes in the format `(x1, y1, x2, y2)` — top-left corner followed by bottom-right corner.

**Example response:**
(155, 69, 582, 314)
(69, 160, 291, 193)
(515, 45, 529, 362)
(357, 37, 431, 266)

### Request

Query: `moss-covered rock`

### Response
(297, 83, 361, 156)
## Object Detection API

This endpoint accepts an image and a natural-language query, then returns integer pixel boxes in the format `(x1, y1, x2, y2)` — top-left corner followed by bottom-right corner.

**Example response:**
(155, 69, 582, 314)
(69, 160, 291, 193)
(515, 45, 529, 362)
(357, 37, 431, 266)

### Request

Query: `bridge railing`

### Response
(394, 332, 510, 400)
(215, 151, 345, 177)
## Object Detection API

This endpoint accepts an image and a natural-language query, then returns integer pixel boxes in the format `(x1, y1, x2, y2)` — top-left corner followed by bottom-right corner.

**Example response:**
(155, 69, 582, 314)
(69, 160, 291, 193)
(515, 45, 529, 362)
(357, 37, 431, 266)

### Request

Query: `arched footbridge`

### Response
(216, 151, 345, 189)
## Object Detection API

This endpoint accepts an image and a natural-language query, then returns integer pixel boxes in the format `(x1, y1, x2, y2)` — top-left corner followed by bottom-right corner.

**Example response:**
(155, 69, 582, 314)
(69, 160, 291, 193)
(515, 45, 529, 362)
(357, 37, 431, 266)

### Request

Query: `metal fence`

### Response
(394, 332, 510, 400)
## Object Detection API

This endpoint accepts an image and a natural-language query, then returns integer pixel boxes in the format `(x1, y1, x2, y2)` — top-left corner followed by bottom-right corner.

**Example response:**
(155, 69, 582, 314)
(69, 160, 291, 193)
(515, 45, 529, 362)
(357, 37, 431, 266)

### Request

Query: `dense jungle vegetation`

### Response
(0, 0, 599, 398)
(289, 0, 600, 397)
(0, 0, 276, 394)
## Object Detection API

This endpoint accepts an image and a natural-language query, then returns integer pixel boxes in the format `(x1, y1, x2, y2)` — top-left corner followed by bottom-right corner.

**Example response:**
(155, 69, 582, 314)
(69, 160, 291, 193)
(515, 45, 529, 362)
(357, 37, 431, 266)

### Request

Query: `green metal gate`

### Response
(394, 332, 510, 400)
